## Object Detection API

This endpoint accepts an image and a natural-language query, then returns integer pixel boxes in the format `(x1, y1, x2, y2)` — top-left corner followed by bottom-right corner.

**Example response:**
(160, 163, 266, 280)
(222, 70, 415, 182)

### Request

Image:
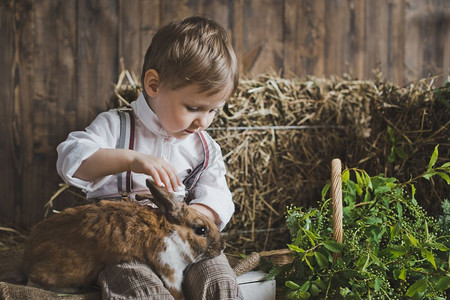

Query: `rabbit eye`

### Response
(194, 226, 207, 236)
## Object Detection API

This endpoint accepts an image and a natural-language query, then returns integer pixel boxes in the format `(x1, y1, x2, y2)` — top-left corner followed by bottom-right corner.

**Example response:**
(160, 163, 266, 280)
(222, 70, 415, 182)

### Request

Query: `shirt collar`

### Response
(132, 92, 172, 139)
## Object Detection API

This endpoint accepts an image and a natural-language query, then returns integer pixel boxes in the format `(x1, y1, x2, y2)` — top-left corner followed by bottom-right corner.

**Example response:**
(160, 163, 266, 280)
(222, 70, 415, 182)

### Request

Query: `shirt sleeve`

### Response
(188, 140, 235, 231)
(56, 110, 120, 192)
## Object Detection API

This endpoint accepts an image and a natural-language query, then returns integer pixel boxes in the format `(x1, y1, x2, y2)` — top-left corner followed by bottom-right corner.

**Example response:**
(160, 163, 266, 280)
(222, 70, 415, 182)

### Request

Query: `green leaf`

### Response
(441, 161, 450, 169)
(374, 277, 382, 292)
(388, 246, 408, 258)
(356, 255, 367, 269)
(299, 281, 311, 292)
(286, 280, 300, 290)
(355, 171, 364, 187)
(362, 253, 371, 271)
(397, 202, 403, 218)
(314, 252, 329, 269)
(387, 126, 395, 143)
(436, 171, 450, 184)
(421, 249, 437, 269)
(287, 291, 297, 299)
(435, 275, 450, 292)
(374, 186, 391, 195)
(366, 217, 382, 225)
(313, 279, 328, 290)
(304, 256, 314, 271)
(323, 240, 343, 253)
(340, 287, 351, 297)
(405, 279, 427, 297)
(423, 171, 436, 180)
(388, 146, 396, 163)
(355, 183, 363, 196)
(321, 182, 331, 200)
(426, 242, 449, 251)
(390, 224, 401, 240)
(427, 145, 439, 171)
(369, 253, 384, 268)
(398, 267, 406, 281)
(342, 169, 350, 183)
(301, 228, 317, 247)
(363, 172, 373, 189)
(309, 284, 320, 296)
(298, 291, 311, 299)
(363, 189, 371, 202)
(408, 233, 419, 247)
(411, 184, 417, 205)
(287, 244, 305, 253)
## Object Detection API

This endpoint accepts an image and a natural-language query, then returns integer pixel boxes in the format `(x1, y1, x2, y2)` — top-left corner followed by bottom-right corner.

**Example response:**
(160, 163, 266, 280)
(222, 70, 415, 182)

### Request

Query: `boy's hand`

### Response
(130, 152, 182, 192)
(74, 148, 181, 193)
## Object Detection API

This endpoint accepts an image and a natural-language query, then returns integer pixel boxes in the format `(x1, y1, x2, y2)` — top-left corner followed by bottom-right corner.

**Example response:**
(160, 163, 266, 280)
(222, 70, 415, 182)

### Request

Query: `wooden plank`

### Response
(404, 0, 428, 83)
(285, 0, 326, 77)
(419, 0, 448, 83)
(0, 0, 16, 226)
(25, 0, 78, 227)
(324, 0, 352, 77)
(184, 0, 229, 27)
(346, 0, 366, 80)
(230, 0, 245, 75)
(118, 0, 161, 80)
(365, 0, 405, 84)
(365, 0, 390, 80)
(386, 0, 405, 84)
(282, 0, 298, 76)
(444, 0, 450, 85)
(160, 0, 192, 25)
(77, 0, 119, 126)
(6, 0, 36, 228)
(243, 0, 284, 75)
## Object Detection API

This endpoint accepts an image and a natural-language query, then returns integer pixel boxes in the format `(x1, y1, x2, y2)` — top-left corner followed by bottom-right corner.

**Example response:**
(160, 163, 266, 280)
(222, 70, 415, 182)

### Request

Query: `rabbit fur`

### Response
(22, 179, 225, 300)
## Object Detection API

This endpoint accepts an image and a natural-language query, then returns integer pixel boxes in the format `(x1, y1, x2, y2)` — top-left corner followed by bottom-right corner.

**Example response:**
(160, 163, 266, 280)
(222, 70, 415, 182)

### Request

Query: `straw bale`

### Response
(209, 73, 449, 254)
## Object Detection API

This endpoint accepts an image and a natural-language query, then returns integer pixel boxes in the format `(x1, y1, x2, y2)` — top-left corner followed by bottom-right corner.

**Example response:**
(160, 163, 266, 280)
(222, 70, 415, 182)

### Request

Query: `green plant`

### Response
(271, 145, 450, 299)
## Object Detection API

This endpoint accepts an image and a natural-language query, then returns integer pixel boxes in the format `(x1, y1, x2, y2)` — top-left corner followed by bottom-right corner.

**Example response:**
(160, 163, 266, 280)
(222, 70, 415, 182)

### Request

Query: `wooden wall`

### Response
(1, 0, 449, 229)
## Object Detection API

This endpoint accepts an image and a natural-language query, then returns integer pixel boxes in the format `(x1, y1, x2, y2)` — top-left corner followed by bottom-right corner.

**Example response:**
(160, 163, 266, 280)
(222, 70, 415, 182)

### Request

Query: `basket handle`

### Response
(331, 158, 343, 260)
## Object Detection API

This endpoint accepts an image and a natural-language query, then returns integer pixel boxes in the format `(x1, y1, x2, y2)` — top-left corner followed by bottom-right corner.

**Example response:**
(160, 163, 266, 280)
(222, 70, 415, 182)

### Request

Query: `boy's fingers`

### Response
(159, 171, 174, 192)
(162, 165, 181, 192)
(148, 170, 163, 188)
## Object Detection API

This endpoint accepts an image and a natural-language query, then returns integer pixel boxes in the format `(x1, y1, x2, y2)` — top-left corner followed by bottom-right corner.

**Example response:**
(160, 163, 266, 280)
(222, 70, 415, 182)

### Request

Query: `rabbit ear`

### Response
(145, 179, 178, 215)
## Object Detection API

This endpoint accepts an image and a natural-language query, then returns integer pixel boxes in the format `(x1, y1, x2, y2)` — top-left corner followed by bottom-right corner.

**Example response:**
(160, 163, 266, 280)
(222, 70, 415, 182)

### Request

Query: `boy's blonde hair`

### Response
(141, 16, 238, 97)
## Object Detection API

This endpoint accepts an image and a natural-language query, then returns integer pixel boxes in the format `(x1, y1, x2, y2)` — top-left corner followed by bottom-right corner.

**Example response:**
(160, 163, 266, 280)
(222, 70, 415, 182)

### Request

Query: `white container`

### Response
(237, 271, 276, 300)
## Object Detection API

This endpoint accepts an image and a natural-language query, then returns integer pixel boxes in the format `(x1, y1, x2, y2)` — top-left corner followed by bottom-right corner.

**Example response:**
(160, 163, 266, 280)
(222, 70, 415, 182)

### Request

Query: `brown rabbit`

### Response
(22, 179, 225, 300)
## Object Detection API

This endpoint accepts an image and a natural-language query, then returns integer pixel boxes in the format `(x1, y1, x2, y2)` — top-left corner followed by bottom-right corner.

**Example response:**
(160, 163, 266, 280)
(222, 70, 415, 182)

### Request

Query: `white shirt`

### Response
(56, 93, 234, 230)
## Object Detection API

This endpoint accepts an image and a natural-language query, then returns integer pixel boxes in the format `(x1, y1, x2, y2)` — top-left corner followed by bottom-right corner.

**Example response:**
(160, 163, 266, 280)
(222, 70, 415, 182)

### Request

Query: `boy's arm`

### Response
(188, 142, 234, 231)
(57, 110, 180, 192)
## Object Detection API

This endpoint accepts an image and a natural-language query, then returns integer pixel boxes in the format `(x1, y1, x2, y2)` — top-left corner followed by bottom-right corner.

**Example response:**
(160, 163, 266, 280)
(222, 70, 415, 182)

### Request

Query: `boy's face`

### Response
(147, 82, 231, 139)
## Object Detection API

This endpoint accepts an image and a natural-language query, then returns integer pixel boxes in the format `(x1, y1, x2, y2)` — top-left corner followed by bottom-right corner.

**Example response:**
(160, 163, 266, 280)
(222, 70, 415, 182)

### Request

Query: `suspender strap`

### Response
(116, 112, 213, 194)
(183, 131, 216, 191)
(117, 109, 135, 193)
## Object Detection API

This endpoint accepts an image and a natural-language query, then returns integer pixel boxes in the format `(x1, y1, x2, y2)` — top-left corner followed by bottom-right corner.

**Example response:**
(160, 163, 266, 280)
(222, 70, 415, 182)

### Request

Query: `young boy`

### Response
(57, 15, 242, 299)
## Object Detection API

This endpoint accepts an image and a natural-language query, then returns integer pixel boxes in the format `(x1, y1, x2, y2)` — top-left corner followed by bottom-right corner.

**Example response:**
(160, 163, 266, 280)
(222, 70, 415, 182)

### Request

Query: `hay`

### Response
(208, 72, 449, 254)
(0, 226, 27, 252)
